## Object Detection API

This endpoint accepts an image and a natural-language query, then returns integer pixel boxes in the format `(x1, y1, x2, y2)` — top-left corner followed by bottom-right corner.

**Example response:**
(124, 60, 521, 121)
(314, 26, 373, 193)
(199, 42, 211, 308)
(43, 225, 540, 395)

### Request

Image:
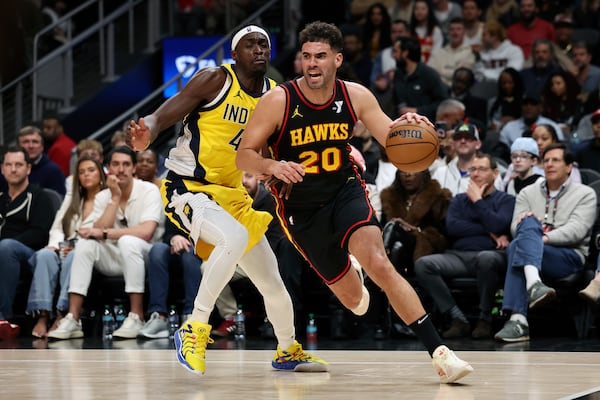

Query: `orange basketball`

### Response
(385, 121, 439, 173)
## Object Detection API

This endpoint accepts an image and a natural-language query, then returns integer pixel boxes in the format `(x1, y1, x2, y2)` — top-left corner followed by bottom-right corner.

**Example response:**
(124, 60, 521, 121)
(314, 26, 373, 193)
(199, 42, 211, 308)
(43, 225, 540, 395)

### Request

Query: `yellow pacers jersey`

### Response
(163, 64, 276, 260)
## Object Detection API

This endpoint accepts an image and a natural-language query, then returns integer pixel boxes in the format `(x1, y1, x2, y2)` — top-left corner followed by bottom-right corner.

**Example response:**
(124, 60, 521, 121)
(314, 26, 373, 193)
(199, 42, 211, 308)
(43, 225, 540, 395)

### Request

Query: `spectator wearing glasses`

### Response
(432, 122, 503, 196)
(415, 152, 515, 339)
(503, 137, 543, 196)
(495, 143, 596, 342)
(530, 124, 582, 183)
(49, 146, 163, 340)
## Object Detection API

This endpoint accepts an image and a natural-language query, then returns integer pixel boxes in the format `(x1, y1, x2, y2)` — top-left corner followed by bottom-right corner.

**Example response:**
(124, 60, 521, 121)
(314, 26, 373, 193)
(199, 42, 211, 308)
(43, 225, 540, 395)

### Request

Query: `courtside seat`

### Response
(541, 267, 596, 339)
(445, 267, 596, 339)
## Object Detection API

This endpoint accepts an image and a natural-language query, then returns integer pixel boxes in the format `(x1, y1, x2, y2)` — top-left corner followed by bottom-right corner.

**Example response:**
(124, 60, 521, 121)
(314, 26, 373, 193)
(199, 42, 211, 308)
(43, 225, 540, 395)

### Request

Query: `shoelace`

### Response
(189, 329, 214, 357)
(284, 345, 316, 362)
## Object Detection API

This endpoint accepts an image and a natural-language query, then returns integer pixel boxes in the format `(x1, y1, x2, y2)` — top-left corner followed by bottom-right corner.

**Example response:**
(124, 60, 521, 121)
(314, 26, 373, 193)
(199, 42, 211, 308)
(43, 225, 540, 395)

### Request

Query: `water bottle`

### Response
(491, 289, 504, 317)
(102, 305, 115, 340)
(568, 127, 580, 145)
(168, 305, 180, 338)
(306, 313, 317, 349)
(114, 304, 126, 330)
(234, 304, 246, 340)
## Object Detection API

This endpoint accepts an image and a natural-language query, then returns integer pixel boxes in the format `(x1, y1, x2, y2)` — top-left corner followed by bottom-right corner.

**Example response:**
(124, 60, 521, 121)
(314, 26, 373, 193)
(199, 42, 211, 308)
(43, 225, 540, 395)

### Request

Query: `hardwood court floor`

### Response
(2, 346, 600, 400)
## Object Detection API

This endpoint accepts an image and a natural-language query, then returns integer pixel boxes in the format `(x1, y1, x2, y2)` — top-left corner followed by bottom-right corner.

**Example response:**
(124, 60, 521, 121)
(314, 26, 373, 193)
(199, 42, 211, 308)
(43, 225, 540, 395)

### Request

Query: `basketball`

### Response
(385, 121, 439, 173)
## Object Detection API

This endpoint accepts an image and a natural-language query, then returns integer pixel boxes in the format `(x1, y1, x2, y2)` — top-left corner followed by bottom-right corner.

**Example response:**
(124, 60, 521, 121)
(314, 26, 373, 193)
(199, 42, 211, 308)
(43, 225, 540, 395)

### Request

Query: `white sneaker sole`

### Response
(48, 330, 84, 340)
(439, 363, 474, 383)
(293, 363, 330, 373)
(113, 329, 142, 339)
(137, 329, 168, 339)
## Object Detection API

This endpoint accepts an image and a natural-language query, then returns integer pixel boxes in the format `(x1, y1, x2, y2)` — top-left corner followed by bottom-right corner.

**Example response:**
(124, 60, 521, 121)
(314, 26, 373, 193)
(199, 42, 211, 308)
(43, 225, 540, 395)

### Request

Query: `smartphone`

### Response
(434, 121, 448, 138)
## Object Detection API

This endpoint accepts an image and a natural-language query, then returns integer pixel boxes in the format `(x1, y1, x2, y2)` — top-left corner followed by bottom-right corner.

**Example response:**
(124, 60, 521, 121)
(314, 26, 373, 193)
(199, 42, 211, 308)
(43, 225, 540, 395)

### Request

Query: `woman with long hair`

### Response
(362, 3, 393, 60)
(542, 70, 583, 136)
(28, 156, 106, 338)
(488, 67, 524, 133)
(410, 0, 443, 62)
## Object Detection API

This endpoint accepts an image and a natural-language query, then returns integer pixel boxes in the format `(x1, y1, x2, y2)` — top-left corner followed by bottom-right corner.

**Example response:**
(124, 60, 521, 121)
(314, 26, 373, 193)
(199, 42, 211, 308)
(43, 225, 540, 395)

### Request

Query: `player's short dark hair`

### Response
(299, 21, 344, 53)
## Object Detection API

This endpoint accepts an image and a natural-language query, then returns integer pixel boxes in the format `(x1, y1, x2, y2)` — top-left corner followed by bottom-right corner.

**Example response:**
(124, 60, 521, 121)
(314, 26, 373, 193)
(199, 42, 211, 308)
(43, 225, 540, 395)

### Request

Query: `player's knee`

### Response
(224, 224, 249, 249)
(367, 258, 397, 285)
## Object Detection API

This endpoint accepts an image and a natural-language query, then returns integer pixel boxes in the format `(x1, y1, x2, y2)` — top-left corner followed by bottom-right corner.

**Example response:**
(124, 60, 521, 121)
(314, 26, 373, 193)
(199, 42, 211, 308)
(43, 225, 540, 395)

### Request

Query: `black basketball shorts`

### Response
(279, 177, 380, 284)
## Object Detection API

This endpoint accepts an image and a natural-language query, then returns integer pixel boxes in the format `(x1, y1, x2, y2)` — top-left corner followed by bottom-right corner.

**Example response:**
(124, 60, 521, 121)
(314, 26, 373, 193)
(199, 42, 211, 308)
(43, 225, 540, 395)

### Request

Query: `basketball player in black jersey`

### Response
(237, 21, 473, 383)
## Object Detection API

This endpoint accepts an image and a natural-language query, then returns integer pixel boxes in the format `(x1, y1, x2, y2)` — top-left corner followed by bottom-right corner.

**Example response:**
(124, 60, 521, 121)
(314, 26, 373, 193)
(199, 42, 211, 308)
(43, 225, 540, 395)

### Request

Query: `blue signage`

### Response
(162, 35, 277, 98)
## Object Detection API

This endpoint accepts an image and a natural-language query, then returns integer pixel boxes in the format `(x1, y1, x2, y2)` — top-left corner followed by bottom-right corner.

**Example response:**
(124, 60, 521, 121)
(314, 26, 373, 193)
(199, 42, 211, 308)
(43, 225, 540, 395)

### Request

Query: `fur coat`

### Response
(380, 178, 452, 261)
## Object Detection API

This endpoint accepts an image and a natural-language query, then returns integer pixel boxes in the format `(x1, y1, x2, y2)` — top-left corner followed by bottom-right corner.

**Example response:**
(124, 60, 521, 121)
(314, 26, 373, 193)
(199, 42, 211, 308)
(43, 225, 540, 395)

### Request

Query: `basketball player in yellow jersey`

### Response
(128, 25, 328, 375)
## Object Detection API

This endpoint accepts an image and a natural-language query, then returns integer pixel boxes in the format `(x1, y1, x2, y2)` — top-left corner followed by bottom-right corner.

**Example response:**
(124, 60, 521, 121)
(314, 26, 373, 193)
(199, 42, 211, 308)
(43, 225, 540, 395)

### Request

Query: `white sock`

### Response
(509, 313, 528, 326)
(524, 265, 541, 290)
(351, 286, 370, 316)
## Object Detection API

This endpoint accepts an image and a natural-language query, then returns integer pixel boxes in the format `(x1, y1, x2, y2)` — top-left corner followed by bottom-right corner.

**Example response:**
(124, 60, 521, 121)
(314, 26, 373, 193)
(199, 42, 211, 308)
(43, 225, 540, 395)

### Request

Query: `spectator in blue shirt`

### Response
(415, 152, 515, 339)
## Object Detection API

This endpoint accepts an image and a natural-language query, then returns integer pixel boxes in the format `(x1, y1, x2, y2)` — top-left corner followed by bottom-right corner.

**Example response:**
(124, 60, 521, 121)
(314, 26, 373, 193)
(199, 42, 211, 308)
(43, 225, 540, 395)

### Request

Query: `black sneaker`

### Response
(471, 319, 492, 339)
(442, 319, 470, 339)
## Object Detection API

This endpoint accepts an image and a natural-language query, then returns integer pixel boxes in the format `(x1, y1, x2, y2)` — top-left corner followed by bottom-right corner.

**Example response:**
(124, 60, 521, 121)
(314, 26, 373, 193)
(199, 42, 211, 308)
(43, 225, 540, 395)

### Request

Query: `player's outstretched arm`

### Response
(237, 87, 305, 184)
(346, 82, 393, 148)
(128, 67, 226, 150)
(346, 82, 433, 148)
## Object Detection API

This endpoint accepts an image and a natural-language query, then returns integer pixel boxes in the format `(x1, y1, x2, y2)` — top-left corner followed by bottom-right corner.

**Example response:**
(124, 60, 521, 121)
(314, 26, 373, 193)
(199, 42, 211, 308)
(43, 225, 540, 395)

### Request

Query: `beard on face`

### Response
(521, 13, 535, 25)
(396, 57, 407, 72)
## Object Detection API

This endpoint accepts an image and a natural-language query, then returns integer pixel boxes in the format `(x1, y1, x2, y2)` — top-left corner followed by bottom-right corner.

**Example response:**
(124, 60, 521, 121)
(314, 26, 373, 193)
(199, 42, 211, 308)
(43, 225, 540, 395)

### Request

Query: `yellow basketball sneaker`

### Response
(174, 320, 214, 374)
(272, 340, 330, 372)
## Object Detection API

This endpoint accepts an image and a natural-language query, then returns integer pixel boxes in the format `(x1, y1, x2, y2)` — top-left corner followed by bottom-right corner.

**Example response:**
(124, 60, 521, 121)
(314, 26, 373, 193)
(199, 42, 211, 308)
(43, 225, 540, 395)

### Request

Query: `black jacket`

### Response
(0, 184, 53, 249)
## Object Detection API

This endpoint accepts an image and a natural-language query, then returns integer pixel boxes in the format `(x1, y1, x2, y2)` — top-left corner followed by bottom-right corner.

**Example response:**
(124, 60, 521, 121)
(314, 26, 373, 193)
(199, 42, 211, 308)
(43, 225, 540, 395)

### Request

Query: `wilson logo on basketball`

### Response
(389, 129, 423, 139)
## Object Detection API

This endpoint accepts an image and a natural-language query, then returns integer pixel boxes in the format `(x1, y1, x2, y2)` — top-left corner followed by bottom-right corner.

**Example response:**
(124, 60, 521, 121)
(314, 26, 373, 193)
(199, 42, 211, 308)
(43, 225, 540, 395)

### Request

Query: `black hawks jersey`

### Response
(268, 79, 360, 210)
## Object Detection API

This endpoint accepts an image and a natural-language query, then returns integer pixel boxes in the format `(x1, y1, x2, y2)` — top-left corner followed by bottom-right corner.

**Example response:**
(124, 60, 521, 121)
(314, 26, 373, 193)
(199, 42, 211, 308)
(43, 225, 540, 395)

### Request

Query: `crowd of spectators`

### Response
(2, 0, 600, 344)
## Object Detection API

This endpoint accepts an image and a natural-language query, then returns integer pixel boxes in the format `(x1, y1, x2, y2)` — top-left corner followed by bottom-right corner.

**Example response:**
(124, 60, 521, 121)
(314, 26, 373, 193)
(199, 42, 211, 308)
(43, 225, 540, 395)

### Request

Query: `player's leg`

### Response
(348, 225, 427, 323)
(169, 192, 248, 374)
(325, 263, 368, 315)
(170, 191, 248, 323)
(348, 225, 473, 383)
(237, 237, 329, 372)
